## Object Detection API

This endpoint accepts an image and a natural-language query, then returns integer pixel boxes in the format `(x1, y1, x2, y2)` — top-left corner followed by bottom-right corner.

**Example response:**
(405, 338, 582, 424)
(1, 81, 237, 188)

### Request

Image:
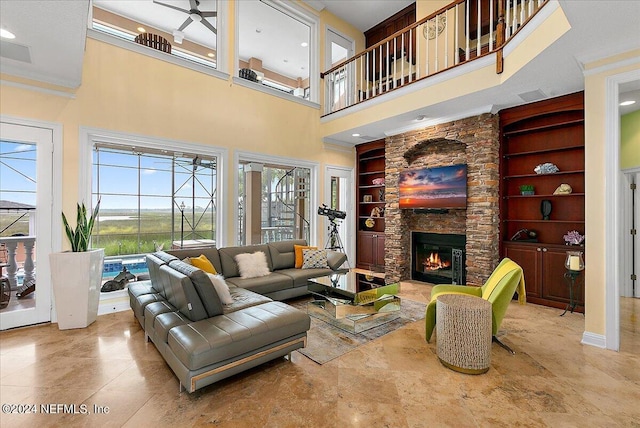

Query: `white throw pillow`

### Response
(235, 251, 270, 279)
(301, 249, 329, 269)
(206, 273, 233, 305)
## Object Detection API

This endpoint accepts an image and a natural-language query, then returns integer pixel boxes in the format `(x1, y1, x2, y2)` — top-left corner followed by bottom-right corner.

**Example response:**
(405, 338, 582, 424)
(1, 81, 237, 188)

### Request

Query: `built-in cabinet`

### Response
(500, 92, 585, 312)
(356, 140, 386, 271)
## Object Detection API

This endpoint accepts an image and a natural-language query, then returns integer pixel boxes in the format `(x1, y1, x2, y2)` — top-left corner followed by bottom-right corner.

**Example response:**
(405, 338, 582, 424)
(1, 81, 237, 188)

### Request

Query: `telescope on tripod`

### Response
(317, 205, 348, 259)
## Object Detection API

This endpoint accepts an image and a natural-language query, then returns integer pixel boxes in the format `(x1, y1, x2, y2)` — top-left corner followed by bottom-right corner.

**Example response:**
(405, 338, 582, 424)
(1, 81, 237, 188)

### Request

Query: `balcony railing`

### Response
(321, 0, 548, 116)
(0, 236, 36, 289)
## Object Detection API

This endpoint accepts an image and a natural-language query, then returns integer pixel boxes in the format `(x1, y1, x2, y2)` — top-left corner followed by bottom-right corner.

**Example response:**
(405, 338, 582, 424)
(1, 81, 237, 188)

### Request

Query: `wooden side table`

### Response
(436, 294, 492, 374)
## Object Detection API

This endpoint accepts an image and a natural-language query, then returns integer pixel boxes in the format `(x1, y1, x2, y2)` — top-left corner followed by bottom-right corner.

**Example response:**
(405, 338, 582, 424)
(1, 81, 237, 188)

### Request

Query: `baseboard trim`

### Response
(581, 331, 606, 349)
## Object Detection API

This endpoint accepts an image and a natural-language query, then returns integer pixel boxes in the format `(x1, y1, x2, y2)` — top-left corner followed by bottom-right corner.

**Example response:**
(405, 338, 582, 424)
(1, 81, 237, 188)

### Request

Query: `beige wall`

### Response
(584, 51, 640, 336)
(621, 109, 640, 170)
(0, 34, 356, 248)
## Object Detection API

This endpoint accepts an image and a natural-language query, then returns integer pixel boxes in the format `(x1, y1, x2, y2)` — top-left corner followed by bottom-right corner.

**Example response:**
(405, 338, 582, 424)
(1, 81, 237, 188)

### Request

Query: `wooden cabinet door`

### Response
(503, 243, 541, 298)
(375, 234, 386, 267)
(541, 247, 579, 304)
(357, 232, 375, 267)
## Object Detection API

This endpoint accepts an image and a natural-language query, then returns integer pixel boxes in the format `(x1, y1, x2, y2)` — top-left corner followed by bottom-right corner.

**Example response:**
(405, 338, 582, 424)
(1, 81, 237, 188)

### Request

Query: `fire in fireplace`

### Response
(423, 252, 451, 271)
(412, 232, 466, 284)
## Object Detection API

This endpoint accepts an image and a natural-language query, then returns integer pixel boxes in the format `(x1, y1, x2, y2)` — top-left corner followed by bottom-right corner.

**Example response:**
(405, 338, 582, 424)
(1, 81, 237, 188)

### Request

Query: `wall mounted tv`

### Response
(399, 164, 467, 209)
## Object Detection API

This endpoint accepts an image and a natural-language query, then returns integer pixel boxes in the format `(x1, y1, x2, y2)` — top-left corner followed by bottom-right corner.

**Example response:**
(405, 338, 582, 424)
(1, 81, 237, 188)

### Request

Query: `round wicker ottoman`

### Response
(436, 294, 492, 374)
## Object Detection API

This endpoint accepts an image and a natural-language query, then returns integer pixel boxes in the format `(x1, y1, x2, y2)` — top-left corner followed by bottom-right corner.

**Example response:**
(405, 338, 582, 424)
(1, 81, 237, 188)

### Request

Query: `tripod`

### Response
(325, 219, 350, 268)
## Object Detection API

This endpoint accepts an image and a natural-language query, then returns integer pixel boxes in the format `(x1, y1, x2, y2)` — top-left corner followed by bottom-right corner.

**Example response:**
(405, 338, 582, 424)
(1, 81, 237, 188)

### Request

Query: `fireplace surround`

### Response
(384, 113, 501, 286)
(412, 232, 466, 284)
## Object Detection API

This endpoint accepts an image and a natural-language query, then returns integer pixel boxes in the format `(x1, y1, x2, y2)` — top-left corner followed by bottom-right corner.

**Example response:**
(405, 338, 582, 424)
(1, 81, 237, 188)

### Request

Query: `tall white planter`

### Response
(50, 249, 104, 330)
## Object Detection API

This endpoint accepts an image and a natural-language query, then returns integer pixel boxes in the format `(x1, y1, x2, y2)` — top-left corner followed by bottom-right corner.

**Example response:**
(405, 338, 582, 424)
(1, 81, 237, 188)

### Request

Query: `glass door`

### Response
(0, 122, 54, 330)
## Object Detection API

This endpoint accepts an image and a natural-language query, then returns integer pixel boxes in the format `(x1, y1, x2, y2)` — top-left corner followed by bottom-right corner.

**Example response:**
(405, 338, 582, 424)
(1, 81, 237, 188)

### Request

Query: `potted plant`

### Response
(49, 200, 104, 329)
(519, 184, 535, 195)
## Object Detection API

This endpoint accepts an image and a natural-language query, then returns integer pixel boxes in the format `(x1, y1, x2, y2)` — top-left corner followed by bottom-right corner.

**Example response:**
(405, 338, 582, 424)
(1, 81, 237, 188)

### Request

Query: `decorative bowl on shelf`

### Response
(372, 178, 385, 186)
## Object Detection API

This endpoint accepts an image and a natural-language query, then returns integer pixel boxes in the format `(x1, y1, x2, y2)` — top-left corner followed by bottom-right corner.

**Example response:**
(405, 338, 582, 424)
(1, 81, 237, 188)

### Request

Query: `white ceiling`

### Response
(0, 0, 89, 88)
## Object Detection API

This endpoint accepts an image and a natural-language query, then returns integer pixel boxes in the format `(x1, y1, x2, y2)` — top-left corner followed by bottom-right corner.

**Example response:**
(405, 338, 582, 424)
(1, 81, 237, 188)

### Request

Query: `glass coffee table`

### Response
(307, 271, 401, 333)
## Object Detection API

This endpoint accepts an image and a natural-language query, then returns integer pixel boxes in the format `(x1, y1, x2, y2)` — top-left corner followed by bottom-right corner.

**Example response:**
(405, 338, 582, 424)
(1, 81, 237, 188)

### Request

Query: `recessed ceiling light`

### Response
(255, 28, 262, 33)
(283, 59, 288, 63)
(620, 100, 636, 106)
(416, 115, 427, 121)
(0, 28, 16, 39)
(137, 27, 146, 33)
(352, 133, 360, 137)
(301, 42, 308, 47)
(301, 66, 305, 70)
(207, 52, 215, 58)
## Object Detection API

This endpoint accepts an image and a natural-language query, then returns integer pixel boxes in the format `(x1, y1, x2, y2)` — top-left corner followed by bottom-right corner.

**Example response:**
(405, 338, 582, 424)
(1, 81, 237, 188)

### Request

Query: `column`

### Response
(245, 163, 263, 245)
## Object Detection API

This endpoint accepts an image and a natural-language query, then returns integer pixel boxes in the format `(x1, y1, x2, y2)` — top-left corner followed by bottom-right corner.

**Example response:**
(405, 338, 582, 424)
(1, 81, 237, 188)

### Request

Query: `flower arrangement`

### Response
(563, 230, 584, 246)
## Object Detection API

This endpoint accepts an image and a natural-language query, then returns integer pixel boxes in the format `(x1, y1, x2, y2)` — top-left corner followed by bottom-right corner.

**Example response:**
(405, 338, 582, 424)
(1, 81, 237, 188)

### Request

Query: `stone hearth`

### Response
(384, 113, 500, 285)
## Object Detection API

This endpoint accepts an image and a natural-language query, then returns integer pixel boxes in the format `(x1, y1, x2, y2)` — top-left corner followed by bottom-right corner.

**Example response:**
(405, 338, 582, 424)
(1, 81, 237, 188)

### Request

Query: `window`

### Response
(0, 141, 36, 237)
(237, 0, 317, 102)
(237, 162, 311, 245)
(91, 2, 219, 69)
(91, 144, 219, 256)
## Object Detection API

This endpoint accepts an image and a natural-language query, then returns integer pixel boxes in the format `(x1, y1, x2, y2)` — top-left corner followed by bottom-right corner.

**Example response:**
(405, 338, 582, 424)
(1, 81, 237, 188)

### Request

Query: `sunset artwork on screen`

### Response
(399, 164, 467, 209)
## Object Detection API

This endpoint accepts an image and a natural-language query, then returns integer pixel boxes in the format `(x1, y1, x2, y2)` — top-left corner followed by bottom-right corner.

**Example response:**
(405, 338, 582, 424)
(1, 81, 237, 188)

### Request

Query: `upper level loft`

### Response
(321, 0, 549, 116)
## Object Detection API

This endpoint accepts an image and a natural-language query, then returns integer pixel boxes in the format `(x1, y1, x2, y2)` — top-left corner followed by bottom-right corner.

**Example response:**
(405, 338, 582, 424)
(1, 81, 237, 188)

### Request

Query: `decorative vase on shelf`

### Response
(540, 199, 552, 220)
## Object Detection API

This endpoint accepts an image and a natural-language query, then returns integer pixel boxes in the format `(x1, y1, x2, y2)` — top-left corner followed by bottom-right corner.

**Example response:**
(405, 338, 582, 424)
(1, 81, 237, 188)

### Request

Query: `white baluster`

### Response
(444, 12, 449, 69)
(401, 32, 405, 84)
(477, 0, 481, 58)
(465, 0, 470, 61)
(455, 4, 459, 65)
(489, 0, 494, 51)
(23, 238, 35, 284)
(5, 241, 17, 288)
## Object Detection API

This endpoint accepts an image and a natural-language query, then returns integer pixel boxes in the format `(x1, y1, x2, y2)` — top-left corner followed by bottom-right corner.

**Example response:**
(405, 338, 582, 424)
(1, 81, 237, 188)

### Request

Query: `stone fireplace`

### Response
(412, 232, 466, 284)
(384, 113, 500, 286)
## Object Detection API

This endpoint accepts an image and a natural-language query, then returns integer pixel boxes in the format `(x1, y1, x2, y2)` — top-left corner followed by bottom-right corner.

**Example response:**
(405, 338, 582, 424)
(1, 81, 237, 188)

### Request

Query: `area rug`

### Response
(290, 297, 426, 364)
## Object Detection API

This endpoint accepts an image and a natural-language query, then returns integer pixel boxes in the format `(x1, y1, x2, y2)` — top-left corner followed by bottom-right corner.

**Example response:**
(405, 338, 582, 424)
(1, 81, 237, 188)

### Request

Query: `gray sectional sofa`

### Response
(128, 239, 347, 393)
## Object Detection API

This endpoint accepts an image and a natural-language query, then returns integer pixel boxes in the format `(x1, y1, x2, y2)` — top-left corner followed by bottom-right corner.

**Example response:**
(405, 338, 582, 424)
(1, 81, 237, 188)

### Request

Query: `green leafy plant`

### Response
(61, 200, 101, 252)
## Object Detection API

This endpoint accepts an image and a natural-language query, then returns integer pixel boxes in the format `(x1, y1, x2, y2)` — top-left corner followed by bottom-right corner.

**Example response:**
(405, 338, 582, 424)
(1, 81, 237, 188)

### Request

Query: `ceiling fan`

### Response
(153, 0, 217, 35)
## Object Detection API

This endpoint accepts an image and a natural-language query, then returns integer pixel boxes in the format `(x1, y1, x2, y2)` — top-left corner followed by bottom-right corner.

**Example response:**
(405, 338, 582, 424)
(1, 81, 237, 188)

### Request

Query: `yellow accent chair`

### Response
(425, 258, 526, 353)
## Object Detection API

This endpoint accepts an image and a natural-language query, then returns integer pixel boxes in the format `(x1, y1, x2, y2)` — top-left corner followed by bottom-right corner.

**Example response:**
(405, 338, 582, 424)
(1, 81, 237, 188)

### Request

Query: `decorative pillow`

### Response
(206, 273, 233, 305)
(182, 257, 192, 265)
(302, 249, 329, 269)
(235, 251, 270, 279)
(294, 245, 317, 269)
(189, 254, 217, 274)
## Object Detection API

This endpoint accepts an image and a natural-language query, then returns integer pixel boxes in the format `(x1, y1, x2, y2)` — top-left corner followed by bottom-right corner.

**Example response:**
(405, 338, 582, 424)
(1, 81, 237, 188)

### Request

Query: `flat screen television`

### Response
(399, 164, 467, 209)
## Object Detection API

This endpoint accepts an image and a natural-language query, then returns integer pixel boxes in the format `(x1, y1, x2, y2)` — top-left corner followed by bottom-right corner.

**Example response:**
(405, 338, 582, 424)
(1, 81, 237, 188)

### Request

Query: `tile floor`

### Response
(0, 281, 638, 427)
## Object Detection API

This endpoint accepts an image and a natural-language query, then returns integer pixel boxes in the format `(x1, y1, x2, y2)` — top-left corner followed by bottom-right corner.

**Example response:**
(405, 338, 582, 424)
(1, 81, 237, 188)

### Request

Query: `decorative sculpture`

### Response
(101, 266, 136, 293)
(534, 163, 559, 174)
(541, 199, 552, 220)
(553, 183, 573, 195)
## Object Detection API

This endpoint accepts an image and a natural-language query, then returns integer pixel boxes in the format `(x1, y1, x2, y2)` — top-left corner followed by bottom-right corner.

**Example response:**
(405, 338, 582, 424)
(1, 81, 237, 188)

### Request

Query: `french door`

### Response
(0, 120, 56, 330)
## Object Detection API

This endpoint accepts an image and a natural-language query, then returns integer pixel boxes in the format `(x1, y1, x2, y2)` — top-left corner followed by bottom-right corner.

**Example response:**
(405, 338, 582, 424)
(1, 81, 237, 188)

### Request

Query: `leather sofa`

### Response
(128, 239, 347, 393)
